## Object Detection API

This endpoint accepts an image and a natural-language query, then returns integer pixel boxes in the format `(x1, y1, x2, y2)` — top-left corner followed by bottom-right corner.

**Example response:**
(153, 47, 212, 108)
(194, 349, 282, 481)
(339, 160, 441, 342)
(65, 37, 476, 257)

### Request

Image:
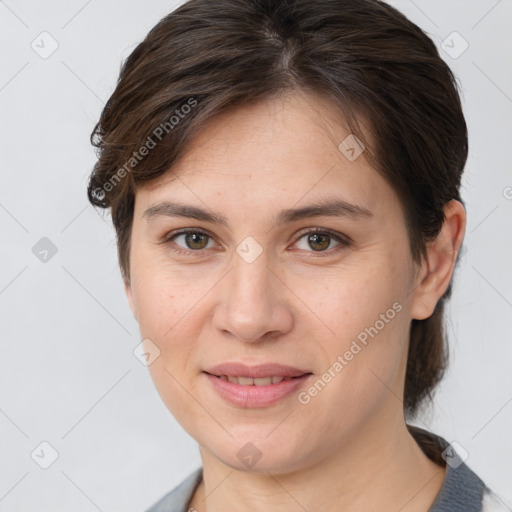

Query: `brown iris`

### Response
(185, 232, 209, 250)
(308, 233, 330, 251)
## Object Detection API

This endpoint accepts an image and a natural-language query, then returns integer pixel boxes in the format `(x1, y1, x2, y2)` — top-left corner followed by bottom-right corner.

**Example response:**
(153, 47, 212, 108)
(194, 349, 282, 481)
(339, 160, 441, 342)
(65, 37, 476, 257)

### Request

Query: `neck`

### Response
(189, 412, 446, 512)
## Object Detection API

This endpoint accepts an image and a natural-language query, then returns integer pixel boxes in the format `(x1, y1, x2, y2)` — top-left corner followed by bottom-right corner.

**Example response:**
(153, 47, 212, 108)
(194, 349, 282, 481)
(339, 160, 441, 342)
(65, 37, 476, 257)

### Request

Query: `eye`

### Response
(166, 230, 216, 254)
(293, 228, 350, 254)
(162, 227, 350, 256)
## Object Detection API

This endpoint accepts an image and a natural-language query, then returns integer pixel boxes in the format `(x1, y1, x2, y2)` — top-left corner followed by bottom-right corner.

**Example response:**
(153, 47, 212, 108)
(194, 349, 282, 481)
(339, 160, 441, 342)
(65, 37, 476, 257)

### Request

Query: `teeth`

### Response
(218, 375, 293, 385)
(253, 377, 272, 386)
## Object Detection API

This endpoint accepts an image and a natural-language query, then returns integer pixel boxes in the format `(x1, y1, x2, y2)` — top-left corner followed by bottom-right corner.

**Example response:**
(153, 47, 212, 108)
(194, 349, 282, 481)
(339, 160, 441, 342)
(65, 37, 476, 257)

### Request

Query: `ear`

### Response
(410, 199, 466, 320)
(124, 278, 137, 321)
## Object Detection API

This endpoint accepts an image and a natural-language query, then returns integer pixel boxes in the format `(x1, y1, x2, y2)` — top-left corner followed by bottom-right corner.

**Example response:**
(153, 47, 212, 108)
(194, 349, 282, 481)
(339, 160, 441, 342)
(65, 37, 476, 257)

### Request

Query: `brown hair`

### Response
(87, 0, 468, 418)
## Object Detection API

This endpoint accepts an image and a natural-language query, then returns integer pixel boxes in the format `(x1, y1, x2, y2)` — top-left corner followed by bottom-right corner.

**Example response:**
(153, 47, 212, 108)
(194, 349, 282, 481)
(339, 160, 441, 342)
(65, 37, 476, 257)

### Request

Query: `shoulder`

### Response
(143, 468, 203, 512)
(428, 459, 510, 512)
(408, 425, 511, 512)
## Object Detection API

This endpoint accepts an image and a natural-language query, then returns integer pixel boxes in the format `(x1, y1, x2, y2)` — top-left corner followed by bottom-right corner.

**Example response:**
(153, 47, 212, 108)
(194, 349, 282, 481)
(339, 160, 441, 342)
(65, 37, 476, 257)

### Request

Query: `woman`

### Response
(87, 0, 508, 510)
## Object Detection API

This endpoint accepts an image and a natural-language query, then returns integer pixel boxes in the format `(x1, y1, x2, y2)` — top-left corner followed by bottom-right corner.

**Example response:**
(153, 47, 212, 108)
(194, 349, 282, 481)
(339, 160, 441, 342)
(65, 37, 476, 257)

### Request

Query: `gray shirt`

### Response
(144, 430, 509, 512)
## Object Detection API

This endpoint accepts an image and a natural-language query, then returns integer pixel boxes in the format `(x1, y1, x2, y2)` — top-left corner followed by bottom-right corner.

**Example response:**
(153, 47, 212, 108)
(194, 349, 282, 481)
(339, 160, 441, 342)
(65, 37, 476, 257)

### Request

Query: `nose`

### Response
(212, 249, 294, 343)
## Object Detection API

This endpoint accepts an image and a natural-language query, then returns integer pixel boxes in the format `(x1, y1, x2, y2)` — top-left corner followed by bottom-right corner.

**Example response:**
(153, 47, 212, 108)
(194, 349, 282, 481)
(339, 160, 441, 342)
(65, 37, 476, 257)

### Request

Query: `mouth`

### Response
(203, 363, 313, 407)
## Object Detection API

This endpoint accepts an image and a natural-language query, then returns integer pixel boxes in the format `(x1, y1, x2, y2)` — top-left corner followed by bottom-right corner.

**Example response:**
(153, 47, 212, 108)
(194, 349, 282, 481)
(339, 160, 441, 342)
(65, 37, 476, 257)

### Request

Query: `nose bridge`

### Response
(214, 245, 292, 342)
(232, 248, 272, 303)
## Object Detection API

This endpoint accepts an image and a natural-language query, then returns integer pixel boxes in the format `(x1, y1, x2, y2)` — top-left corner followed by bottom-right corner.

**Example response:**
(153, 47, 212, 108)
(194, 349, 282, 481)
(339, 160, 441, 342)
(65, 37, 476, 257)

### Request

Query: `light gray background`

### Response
(1, 0, 511, 510)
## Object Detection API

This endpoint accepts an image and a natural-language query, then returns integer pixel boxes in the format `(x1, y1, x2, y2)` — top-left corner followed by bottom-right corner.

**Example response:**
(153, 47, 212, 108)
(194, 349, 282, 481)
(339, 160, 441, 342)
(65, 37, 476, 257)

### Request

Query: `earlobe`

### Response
(124, 279, 137, 320)
(410, 199, 466, 320)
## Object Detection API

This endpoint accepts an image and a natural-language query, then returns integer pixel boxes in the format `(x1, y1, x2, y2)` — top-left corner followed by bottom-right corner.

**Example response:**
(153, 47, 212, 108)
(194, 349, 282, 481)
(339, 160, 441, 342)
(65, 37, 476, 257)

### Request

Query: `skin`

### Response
(124, 90, 466, 511)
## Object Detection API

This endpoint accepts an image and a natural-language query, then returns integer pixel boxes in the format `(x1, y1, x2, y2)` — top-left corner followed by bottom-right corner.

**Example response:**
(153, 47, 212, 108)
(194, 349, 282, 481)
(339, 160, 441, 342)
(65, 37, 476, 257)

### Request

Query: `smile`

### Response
(203, 363, 313, 407)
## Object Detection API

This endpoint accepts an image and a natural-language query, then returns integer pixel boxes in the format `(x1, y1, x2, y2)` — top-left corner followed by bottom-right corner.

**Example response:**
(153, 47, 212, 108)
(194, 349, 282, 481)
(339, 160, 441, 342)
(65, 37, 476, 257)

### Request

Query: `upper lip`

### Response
(204, 363, 311, 379)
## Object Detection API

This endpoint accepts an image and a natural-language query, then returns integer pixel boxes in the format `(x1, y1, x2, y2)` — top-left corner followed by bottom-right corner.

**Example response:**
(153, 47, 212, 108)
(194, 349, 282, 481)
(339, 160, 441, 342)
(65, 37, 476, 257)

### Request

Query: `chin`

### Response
(201, 431, 312, 475)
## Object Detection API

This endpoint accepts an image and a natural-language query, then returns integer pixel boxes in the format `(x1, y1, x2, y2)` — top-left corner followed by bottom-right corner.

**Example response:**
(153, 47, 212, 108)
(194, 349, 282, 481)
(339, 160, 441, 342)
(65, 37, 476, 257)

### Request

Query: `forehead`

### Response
(170, 90, 365, 170)
(133, 90, 396, 221)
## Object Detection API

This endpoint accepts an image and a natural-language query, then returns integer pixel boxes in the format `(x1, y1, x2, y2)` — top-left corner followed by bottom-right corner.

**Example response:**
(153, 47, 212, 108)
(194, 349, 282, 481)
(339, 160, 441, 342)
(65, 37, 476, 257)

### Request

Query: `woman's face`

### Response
(125, 90, 425, 472)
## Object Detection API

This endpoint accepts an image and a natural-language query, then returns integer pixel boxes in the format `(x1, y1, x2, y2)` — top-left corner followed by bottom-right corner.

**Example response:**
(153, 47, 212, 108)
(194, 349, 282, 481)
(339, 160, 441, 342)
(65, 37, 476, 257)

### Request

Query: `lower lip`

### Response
(204, 373, 312, 408)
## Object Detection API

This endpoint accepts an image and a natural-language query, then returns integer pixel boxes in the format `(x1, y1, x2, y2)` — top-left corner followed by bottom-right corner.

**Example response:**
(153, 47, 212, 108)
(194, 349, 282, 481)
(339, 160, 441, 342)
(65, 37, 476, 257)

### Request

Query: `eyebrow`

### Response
(143, 198, 373, 227)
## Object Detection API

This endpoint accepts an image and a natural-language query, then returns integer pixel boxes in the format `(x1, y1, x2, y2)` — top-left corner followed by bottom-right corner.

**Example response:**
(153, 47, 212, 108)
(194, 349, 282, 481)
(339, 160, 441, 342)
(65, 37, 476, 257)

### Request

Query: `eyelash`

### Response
(161, 228, 351, 258)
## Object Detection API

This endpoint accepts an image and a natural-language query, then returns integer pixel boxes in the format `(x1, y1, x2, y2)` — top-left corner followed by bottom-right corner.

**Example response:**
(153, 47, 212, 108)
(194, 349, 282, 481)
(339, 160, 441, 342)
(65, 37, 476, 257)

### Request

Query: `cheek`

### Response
(130, 258, 200, 340)
(130, 264, 207, 376)
(305, 259, 409, 394)
(306, 262, 403, 340)
(133, 282, 176, 340)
